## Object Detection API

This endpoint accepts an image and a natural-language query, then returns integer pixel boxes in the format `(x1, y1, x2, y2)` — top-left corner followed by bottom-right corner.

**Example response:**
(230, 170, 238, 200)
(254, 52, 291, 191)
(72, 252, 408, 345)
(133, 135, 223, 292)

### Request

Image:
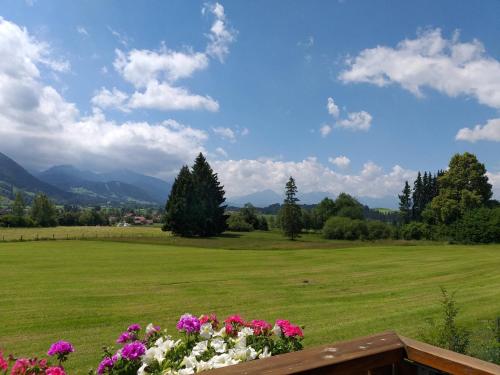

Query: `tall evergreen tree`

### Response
(191, 153, 228, 236)
(280, 177, 302, 240)
(412, 172, 424, 220)
(162, 154, 228, 237)
(398, 181, 412, 224)
(163, 166, 195, 236)
(12, 191, 26, 218)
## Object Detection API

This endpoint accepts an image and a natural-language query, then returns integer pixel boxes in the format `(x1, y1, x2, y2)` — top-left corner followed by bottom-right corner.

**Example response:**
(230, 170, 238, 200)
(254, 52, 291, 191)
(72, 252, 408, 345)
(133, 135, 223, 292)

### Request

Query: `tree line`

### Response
(398, 152, 500, 242)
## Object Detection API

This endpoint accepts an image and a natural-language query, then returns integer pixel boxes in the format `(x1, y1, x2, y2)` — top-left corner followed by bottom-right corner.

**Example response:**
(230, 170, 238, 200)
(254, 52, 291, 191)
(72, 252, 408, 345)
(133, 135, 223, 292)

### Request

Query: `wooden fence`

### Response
(207, 331, 500, 375)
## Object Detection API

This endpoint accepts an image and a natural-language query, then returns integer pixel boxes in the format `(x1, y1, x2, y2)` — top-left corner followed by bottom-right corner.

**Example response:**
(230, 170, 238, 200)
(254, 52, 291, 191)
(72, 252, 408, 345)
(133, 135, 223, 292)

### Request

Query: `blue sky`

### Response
(1, 0, 499, 200)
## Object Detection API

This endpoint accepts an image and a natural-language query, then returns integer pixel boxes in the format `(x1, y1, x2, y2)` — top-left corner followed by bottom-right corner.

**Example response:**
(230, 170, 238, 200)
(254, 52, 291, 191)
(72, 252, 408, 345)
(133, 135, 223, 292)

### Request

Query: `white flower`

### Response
(272, 324, 282, 337)
(191, 340, 208, 357)
(209, 353, 240, 369)
(199, 323, 214, 339)
(229, 347, 257, 362)
(196, 360, 213, 372)
(145, 323, 158, 336)
(238, 327, 254, 338)
(137, 363, 148, 375)
(178, 368, 195, 375)
(233, 335, 247, 350)
(259, 346, 271, 359)
(210, 337, 227, 353)
(213, 327, 226, 337)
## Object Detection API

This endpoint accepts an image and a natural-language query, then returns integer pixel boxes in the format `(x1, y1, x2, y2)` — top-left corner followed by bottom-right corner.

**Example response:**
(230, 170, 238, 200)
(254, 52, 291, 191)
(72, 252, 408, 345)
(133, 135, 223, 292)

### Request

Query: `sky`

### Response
(1, 0, 500, 202)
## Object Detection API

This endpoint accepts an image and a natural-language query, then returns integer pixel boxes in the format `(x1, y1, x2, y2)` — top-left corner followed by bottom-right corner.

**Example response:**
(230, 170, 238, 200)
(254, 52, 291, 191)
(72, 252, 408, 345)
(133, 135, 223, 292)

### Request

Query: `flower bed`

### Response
(0, 313, 303, 375)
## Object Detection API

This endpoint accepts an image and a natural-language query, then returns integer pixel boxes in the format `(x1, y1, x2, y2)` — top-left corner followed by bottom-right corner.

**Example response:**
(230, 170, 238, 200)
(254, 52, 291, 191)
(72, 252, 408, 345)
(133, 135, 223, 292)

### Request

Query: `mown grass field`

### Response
(0, 229, 499, 373)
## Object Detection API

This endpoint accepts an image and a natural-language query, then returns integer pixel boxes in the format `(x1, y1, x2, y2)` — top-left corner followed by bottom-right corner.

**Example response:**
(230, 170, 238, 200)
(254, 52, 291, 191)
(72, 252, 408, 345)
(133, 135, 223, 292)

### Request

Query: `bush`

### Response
(453, 207, 500, 243)
(0, 215, 35, 227)
(401, 221, 431, 240)
(227, 213, 254, 232)
(322, 216, 367, 240)
(421, 287, 470, 354)
(366, 220, 392, 240)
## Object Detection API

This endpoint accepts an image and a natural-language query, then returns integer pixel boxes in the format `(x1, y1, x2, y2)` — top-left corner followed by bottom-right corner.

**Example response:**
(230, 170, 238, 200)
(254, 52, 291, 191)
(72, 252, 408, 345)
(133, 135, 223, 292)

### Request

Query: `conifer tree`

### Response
(280, 177, 302, 240)
(412, 172, 424, 220)
(30, 193, 57, 227)
(12, 191, 26, 218)
(162, 166, 195, 236)
(191, 153, 228, 236)
(398, 181, 412, 224)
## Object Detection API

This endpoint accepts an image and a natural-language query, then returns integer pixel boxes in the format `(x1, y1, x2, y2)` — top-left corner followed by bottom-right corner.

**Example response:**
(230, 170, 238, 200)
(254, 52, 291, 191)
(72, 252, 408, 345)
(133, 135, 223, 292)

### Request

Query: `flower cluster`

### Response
(95, 313, 303, 375)
(0, 341, 73, 375)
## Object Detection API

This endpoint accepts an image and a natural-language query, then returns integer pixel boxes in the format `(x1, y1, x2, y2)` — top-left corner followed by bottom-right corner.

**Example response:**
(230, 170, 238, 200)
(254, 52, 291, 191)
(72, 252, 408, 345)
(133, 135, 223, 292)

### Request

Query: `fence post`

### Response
(20, 235, 23, 241)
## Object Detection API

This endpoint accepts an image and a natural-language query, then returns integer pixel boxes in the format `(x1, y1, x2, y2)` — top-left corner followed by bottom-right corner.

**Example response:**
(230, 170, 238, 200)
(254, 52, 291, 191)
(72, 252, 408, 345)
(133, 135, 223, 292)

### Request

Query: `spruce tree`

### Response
(280, 177, 302, 240)
(398, 181, 412, 224)
(412, 172, 424, 220)
(191, 153, 228, 236)
(163, 166, 195, 236)
(12, 191, 26, 218)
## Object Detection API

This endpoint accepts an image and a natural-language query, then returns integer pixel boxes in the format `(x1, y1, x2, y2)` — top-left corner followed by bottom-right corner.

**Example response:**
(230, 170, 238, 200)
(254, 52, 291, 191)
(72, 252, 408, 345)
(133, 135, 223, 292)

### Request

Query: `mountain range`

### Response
(0, 152, 170, 206)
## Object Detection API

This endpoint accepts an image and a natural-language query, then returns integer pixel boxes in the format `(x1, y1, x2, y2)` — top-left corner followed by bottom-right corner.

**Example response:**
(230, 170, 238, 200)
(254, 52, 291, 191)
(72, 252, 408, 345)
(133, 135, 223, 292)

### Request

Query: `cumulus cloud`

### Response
(215, 147, 228, 158)
(91, 87, 130, 112)
(328, 155, 350, 168)
(212, 126, 249, 141)
(337, 110, 372, 131)
(319, 124, 332, 137)
(0, 17, 207, 178)
(326, 97, 339, 118)
(97, 3, 235, 113)
(213, 158, 416, 198)
(487, 172, 500, 198)
(456, 118, 500, 142)
(340, 28, 500, 109)
(203, 2, 237, 62)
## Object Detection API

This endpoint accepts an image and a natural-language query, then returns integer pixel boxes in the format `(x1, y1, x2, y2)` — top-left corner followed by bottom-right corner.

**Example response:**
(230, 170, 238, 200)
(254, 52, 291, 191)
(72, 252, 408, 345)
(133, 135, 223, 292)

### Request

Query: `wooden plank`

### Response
(207, 331, 406, 375)
(400, 335, 500, 375)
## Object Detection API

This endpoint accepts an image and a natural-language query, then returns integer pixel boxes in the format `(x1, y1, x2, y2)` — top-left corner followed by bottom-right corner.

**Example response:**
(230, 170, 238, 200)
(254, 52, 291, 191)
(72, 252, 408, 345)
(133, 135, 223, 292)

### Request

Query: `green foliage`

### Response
(227, 213, 254, 232)
(280, 177, 302, 240)
(311, 197, 336, 229)
(366, 220, 392, 240)
(30, 193, 57, 227)
(401, 221, 431, 240)
(239, 203, 259, 229)
(163, 153, 227, 237)
(0, 214, 35, 227)
(469, 319, 500, 365)
(12, 191, 26, 218)
(429, 153, 492, 225)
(398, 181, 412, 224)
(79, 209, 108, 226)
(257, 216, 269, 231)
(334, 193, 364, 220)
(422, 288, 470, 354)
(453, 207, 500, 243)
(322, 216, 367, 240)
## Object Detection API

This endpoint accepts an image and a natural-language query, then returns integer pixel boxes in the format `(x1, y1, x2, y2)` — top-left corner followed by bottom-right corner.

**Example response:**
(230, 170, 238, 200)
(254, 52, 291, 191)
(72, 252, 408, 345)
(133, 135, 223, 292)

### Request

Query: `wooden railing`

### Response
(207, 331, 500, 374)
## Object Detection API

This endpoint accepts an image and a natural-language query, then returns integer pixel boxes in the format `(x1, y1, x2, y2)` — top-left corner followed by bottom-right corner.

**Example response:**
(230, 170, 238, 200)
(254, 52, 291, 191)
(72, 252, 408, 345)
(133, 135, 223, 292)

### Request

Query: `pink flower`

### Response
(116, 332, 134, 344)
(0, 351, 8, 371)
(282, 324, 303, 338)
(10, 359, 30, 375)
(127, 324, 141, 332)
(199, 314, 219, 329)
(251, 320, 272, 335)
(224, 314, 246, 335)
(46, 367, 66, 375)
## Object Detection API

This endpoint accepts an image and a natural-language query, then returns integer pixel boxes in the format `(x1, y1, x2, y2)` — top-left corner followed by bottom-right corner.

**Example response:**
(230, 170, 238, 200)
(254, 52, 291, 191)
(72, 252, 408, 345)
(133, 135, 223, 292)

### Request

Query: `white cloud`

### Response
(337, 110, 372, 131)
(114, 47, 209, 88)
(213, 158, 416, 198)
(329, 155, 350, 168)
(340, 28, 500, 109)
(212, 126, 236, 141)
(456, 118, 500, 142)
(204, 2, 237, 62)
(100, 66, 108, 75)
(128, 81, 219, 112)
(319, 124, 332, 137)
(240, 127, 249, 136)
(215, 147, 228, 158)
(298, 36, 314, 48)
(0, 17, 207, 178)
(77, 26, 89, 37)
(487, 172, 500, 198)
(91, 87, 130, 112)
(326, 97, 339, 118)
(108, 26, 130, 47)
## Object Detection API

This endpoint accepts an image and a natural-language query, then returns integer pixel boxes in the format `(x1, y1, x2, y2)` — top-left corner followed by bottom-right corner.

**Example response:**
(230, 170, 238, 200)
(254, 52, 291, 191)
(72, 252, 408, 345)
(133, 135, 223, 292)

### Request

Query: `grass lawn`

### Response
(0, 233, 499, 373)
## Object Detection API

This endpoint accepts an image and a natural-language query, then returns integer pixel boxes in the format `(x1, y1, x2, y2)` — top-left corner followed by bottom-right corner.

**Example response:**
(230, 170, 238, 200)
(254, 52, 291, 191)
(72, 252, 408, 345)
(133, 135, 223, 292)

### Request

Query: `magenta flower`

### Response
(97, 357, 114, 374)
(121, 341, 146, 361)
(176, 313, 201, 334)
(127, 324, 141, 332)
(46, 367, 66, 375)
(0, 351, 8, 371)
(116, 331, 134, 344)
(47, 341, 74, 357)
(251, 319, 272, 335)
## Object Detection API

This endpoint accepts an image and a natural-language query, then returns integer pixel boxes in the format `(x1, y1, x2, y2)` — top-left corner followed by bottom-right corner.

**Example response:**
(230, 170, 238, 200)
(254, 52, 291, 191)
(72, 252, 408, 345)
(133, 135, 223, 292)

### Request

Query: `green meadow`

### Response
(0, 229, 499, 373)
